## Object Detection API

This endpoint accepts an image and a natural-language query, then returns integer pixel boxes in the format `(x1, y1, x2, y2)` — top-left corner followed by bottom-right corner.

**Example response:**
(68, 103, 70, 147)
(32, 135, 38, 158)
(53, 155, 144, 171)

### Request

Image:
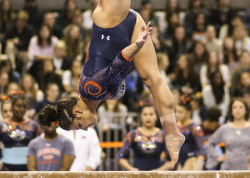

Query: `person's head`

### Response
(38, 24, 52, 46)
(43, 59, 54, 73)
(104, 100, 119, 112)
(208, 51, 219, 66)
(72, 9, 83, 26)
(6, 82, 21, 96)
(42, 124, 58, 138)
(190, 92, 203, 110)
(210, 71, 224, 87)
(231, 15, 243, 28)
(174, 25, 186, 42)
(0, 72, 9, 89)
(54, 40, 66, 58)
(189, 0, 204, 9)
(228, 98, 249, 121)
(203, 107, 221, 131)
(141, 0, 152, 10)
(140, 8, 151, 24)
(16, 10, 28, 29)
(206, 25, 216, 40)
(239, 50, 250, 66)
(177, 54, 189, 69)
(223, 37, 234, 51)
(45, 83, 60, 102)
(167, 12, 179, 27)
(194, 12, 206, 27)
(21, 73, 35, 91)
(240, 72, 250, 88)
(25, 0, 37, 9)
(157, 53, 169, 71)
(71, 60, 82, 77)
(139, 99, 158, 129)
(64, 0, 76, 12)
(1, 99, 13, 120)
(166, 0, 179, 14)
(175, 95, 192, 122)
(0, 57, 13, 74)
(233, 24, 247, 40)
(12, 94, 28, 121)
(217, 0, 230, 8)
(43, 12, 55, 29)
(67, 24, 80, 40)
(39, 96, 97, 130)
(193, 41, 207, 58)
(1, 0, 11, 13)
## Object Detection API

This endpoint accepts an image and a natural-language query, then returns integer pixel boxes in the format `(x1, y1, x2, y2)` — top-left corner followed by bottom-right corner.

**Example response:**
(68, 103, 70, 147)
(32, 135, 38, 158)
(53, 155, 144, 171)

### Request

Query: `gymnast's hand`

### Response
(136, 22, 152, 48)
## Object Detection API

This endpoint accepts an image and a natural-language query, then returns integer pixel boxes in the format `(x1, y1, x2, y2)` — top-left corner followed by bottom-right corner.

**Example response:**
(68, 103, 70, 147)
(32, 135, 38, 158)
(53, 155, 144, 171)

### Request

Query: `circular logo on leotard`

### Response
(84, 81, 102, 96)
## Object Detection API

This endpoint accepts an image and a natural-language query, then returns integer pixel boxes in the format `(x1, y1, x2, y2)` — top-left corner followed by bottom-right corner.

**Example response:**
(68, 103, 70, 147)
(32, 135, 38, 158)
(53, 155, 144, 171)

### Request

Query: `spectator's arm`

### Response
(59, 155, 75, 171)
(86, 129, 102, 170)
(27, 155, 37, 171)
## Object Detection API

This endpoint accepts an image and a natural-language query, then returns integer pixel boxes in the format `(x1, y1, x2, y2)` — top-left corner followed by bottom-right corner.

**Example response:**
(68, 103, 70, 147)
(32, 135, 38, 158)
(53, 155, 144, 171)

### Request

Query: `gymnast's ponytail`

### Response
(38, 96, 78, 130)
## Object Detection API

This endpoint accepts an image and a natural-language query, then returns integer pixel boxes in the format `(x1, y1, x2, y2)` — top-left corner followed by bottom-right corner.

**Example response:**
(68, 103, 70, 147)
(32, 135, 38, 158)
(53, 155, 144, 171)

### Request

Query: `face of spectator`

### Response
(159, 55, 169, 71)
(240, 51, 250, 66)
(140, 106, 157, 129)
(43, 60, 54, 73)
(209, 52, 218, 65)
(43, 125, 58, 138)
(70, 26, 80, 40)
(1, 61, 11, 73)
(71, 60, 82, 76)
(54, 46, 66, 59)
(224, 37, 234, 50)
(175, 26, 185, 41)
(178, 55, 188, 69)
(46, 84, 59, 102)
(212, 72, 223, 86)
(40, 25, 50, 40)
(170, 13, 179, 26)
(232, 100, 246, 121)
(175, 104, 190, 122)
(140, 8, 151, 23)
(1, 102, 13, 120)
(190, 100, 200, 110)
(73, 15, 82, 25)
(2, 0, 10, 12)
(206, 26, 216, 40)
(192, 0, 202, 8)
(105, 100, 118, 111)
(196, 13, 205, 26)
(67, 0, 76, 11)
(7, 83, 20, 95)
(234, 26, 246, 40)
(0, 73, 9, 88)
(44, 13, 55, 28)
(231, 17, 242, 27)
(12, 98, 27, 120)
(219, 0, 230, 7)
(194, 42, 205, 57)
(169, 0, 178, 10)
(22, 75, 33, 90)
(240, 72, 250, 87)
(16, 19, 26, 29)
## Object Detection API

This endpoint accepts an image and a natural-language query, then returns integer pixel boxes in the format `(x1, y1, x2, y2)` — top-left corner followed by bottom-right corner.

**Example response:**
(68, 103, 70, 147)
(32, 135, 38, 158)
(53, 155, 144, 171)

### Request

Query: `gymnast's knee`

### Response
(142, 73, 164, 89)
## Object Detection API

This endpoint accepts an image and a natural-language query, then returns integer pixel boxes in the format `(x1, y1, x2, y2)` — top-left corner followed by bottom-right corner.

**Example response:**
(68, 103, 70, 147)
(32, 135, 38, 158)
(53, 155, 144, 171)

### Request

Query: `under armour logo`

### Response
(101, 34, 111, 41)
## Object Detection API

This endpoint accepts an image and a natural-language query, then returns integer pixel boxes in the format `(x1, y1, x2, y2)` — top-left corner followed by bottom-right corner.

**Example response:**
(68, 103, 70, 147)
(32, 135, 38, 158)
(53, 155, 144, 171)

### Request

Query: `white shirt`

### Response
(53, 58, 63, 70)
(57, 127, 101, 171)
(82, 10, 93, 30)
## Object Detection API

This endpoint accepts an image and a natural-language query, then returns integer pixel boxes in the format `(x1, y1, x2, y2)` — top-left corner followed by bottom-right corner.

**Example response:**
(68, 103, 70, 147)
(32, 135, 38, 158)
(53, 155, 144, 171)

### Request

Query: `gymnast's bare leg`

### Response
(93, 0, 185, 169)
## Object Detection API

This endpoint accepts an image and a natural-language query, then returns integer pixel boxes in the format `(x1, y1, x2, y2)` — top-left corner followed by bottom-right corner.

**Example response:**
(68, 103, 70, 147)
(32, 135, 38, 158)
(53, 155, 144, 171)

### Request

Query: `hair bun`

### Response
(38, 105, 58, 126)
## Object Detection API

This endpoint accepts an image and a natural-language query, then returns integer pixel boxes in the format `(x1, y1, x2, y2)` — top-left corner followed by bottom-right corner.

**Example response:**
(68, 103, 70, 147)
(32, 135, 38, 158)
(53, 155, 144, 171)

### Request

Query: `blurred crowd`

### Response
(0, 0, 250, 172)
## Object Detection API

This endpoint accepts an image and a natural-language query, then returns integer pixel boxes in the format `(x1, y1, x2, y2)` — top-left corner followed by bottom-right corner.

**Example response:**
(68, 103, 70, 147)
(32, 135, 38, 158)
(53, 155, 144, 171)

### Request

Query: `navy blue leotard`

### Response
(79, 9, 137, 100)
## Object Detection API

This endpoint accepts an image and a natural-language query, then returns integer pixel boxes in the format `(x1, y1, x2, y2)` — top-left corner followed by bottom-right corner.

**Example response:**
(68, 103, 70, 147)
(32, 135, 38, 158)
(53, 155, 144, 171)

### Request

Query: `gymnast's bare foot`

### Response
(136, 22, 152, 48)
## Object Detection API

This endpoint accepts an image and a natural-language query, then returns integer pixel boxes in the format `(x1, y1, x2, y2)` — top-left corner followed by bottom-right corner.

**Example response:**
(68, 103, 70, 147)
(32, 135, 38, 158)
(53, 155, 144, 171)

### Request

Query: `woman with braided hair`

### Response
(39, 0, 184, 169)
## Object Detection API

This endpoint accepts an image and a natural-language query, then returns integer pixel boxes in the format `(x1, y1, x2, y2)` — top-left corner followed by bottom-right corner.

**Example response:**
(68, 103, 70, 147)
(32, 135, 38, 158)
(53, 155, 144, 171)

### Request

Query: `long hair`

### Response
(207, 51, 220, 79)
(20, 74, 38, 102)
(223, 38, 238, 64)
(0, 0, 15, 22)
(210, 71, 225, 104)
(39, 96, 78, 130)
(0, 58, 14, 82)
(228, 97, 249, 121)
(37, 24, 52, 47)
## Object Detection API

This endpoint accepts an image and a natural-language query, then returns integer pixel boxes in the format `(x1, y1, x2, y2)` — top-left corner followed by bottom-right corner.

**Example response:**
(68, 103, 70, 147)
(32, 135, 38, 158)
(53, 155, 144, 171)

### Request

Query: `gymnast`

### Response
(39, 0, 185, 169)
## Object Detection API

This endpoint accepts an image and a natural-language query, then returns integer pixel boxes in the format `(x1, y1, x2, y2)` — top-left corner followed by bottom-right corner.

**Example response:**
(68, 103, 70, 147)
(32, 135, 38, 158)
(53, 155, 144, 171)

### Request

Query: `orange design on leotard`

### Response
(84, 81, 102, 96)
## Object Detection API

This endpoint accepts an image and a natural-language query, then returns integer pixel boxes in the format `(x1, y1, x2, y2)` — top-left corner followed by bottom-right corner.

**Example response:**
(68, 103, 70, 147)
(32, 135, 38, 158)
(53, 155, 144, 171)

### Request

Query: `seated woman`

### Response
(39, 0, 184, 169)
(118, 100, 170, 171)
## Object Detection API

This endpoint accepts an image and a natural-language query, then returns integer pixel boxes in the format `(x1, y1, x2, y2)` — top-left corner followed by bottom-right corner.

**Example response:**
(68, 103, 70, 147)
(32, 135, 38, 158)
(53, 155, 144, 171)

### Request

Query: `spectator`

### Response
(0, 0, 15, 42)
(156, 53, 171, 87)
(206, 98, 250, 170)
(0, 94, 41, 171)
(191, 12, 208, 41)
(190, 92, 207, 125)
(0, 72, 9, 98)
(3, 10, 34, 70)
(23, 0, 44, 31)
(163, 12, 180, 40)
(151, 26, 165, 53)
(232, 24, 250, 55)
(0, 56, 21, 83)
(118, 100, 170, 171)
(202, 25, 223, 56)
(200, 51, 230, 88)
(231, 50, 250, 95)
(82, 0, 98, 31)
(52, 40, 72, 76)
(202, 71, 230, 116)
(6, 82, 21, 96)
(233, 72, 250, 97)
(27, 24, 58, 71)
(57, 127, 101, 171)
(62, 24, 83, 60)
(174, 95, 205, 170)
(62, 60, 82, 93)
(222, 37, 240, 75)
(43, 12, 63, 39)
(27, 123, 75, 171)
(35, 82, 60, 113)
(0, 97, 12, 121)
(171, 54, 201, 94)
(189, 41, 208, 74)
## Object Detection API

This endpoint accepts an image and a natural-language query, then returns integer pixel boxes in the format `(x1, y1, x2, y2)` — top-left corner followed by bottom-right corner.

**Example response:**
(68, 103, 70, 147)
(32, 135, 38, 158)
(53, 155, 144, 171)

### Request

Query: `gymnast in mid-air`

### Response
(39, 0, 185, 169)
